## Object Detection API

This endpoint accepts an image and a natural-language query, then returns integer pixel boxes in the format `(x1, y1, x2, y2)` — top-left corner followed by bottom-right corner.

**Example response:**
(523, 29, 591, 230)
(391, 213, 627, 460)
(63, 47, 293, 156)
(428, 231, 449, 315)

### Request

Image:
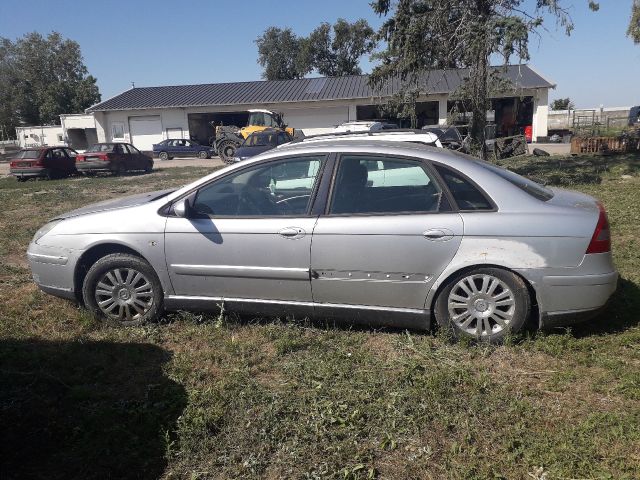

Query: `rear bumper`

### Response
(10, 167, 48, 178)
(76, 161, 112, 172)
(538, 270, 618, 328)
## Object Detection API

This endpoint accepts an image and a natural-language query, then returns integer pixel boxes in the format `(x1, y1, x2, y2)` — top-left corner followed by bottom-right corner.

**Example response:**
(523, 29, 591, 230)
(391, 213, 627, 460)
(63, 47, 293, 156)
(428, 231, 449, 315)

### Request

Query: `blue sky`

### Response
(1, 0, 638, 108)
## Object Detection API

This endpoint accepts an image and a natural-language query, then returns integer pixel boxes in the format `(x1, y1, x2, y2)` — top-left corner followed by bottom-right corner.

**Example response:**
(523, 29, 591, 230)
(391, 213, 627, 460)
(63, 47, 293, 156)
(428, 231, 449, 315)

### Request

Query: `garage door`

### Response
(129, 116, 163, 151)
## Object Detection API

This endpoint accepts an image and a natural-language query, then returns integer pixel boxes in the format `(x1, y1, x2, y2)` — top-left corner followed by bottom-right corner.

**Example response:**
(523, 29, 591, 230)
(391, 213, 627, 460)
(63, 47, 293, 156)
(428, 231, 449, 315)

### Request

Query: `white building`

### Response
(15, 113, 98, 151)
(86, 65, 554, 151)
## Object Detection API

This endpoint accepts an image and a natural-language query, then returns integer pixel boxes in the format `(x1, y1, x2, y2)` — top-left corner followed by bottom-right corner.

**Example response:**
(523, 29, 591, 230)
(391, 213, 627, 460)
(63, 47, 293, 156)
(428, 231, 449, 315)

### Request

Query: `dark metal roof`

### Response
(88, 64, 554, 112)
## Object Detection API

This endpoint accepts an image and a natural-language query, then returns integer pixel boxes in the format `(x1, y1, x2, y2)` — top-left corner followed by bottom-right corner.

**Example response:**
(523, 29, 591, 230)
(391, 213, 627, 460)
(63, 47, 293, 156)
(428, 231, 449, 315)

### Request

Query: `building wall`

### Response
(93, 88, 550, 146)
(532, 88, 549, 141)
(15, 125, 64, 148)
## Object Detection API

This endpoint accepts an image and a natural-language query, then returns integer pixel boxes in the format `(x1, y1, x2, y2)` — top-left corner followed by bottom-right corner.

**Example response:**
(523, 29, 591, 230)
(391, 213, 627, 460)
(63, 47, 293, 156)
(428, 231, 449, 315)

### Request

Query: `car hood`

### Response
(56, 189, 174, 219)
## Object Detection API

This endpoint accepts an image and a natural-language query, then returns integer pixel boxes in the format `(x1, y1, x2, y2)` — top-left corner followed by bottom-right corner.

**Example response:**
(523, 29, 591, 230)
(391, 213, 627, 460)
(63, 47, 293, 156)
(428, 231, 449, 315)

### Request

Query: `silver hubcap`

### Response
(95, 268, 154, 322)
(448, 274, 515, 336)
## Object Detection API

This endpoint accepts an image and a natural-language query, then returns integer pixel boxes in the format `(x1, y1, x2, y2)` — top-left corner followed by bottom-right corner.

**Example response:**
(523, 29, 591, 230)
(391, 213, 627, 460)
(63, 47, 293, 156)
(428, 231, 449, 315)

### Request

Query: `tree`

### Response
(629, 0, 640, 44)
(369, 0, 599, 157)
(256, 19, 376, 80)
(305, 19, 377, 77)
(0, 32, 100, 136)
(255, 27, 310, 80)
(551, 98, 575, 110)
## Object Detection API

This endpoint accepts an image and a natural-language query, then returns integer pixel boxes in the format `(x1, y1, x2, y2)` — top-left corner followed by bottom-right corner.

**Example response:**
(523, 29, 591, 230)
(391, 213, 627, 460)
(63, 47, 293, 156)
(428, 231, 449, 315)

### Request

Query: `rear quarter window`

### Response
(435, 165, 493, 211)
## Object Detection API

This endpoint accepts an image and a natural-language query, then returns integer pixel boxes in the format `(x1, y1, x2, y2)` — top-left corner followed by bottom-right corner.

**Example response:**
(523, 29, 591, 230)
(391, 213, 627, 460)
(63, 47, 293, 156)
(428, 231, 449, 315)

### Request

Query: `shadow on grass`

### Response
(0, 339, 186, 480)
(568, 277, 640, 338)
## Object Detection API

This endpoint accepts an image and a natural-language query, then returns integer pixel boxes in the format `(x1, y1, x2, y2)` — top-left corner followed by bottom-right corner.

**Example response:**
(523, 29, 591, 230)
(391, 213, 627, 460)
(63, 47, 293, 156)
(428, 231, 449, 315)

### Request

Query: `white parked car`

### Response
(333, 121, 398, 133)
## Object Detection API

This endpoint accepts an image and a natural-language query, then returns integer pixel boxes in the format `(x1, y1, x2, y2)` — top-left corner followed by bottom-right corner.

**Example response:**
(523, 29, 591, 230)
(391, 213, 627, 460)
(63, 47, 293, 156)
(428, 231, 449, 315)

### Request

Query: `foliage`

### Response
(551, 97, 575, 110)
(256, 19, 376, 80)
(629, 0, 640, 44)
(369, 1, 599, 158)
(255, 27, 310, 81)
(303, 19, 377, 77)
(0, 32, 100, 135)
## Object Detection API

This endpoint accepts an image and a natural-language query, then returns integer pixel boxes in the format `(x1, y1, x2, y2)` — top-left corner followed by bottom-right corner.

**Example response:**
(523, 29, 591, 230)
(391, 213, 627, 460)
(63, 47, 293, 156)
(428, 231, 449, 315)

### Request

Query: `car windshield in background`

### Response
(476, 160, 554, 201)
(86, 144, 115, 153)
(244, 134, 276, 147)
(16, 150, 41, 159)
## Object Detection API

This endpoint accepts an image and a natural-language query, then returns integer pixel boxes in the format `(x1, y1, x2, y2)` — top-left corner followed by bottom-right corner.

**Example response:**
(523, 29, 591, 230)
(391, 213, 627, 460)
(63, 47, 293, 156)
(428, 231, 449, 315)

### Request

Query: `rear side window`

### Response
(435, 166, 493, 211)
(330, 155, 445, 215)
(475, 160, 554, 201)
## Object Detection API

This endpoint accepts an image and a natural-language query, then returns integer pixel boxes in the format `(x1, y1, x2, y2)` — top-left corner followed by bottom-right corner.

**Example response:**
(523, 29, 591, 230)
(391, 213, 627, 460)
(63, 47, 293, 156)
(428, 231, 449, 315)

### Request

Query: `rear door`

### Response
(310, 153, 464, 310)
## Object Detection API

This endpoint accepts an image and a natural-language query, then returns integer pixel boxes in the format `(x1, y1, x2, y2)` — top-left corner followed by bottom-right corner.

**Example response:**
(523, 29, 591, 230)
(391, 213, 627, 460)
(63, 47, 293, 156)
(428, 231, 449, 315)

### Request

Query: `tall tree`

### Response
(256, 19, 376, 80)
(551, 98, 575, 110)
(255, 27, 310, 80)
(369, 1, 598, 157)
(0, 32, 100, 135)
(305, 19, 377, 77)
(629, 0, 640, 44)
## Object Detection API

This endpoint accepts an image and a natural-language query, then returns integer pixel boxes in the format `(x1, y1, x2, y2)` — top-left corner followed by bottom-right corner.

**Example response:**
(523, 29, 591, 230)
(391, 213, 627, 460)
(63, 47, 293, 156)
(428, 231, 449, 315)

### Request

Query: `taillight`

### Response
(76, 155, 85, 162)
(586, 202, 611, 254)
(9, 161, 16, 167)
(98, 154, 109, 161)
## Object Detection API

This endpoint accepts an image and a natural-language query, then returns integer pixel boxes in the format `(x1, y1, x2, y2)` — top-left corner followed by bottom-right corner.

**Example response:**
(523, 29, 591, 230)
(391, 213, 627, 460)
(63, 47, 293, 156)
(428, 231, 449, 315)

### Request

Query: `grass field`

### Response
(1, 156, 639, 479)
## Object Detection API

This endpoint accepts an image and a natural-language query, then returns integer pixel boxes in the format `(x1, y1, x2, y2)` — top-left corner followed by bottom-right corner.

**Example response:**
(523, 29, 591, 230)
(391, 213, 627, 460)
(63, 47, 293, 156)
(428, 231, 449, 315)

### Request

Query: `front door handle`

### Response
(423, 228, 454, 241)
(279, 227, 305, 239)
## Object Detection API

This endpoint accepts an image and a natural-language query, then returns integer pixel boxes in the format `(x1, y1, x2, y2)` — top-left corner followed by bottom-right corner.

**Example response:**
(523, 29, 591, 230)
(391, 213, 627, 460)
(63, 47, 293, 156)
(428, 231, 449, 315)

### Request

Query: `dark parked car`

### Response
(76, 143, 153, 175)
(232, 129, 292, 162)
(152, 139, 214, 160)
(9, 146, 78, 181)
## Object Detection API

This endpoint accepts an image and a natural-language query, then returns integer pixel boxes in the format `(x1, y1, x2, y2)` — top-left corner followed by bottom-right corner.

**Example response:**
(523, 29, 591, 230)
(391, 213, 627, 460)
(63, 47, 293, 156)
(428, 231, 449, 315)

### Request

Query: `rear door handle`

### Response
(423, 228, 454, 241)
(279, 227, 305, 239)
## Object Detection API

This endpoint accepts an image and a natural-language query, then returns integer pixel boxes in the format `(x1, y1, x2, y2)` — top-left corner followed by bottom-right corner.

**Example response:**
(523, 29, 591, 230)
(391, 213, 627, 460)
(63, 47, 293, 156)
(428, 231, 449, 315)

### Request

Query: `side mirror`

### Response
(173, 198, 193, 218)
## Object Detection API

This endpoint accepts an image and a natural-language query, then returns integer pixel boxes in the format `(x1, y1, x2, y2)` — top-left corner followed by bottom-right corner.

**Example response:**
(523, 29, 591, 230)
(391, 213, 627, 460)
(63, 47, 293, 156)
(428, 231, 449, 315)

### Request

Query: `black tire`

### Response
(217, 140, 237, 164)
(144, 161, 153, 173)
(198, 150, 208, 159)
(434, 267, 530, 343)
(82, 253, 164, 327)
(159, 151, 169, 161)
(16, 177, 27, 182)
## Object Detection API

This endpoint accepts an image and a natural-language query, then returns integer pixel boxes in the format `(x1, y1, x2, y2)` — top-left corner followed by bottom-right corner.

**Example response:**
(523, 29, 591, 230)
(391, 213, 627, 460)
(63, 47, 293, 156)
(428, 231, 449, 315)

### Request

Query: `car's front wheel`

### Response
(434, 267, 530, 343)
(82, 253, 164, 326)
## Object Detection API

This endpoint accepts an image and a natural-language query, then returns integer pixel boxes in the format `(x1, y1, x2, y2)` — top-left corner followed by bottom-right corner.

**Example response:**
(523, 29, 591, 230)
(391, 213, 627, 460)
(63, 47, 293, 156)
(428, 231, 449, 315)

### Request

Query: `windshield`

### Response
(243, 133, 276, 147)
(86, 144, 115, 153)
(475, 160, 554, 201)
(16, 150, 41, 159)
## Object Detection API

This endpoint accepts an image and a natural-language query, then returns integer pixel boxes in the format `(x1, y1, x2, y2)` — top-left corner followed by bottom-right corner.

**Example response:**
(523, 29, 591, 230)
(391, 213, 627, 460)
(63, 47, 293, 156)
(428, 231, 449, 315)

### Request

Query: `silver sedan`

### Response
(27, 139, 618, 342)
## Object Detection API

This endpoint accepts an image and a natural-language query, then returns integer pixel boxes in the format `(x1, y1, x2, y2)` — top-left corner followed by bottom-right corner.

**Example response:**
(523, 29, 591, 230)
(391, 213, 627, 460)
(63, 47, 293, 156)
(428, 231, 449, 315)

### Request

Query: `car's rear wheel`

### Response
(434, 267, 530, 343)
(198, 150, 208, 159)
(82, 253, 163, 326)
(159, 151, 169, 161)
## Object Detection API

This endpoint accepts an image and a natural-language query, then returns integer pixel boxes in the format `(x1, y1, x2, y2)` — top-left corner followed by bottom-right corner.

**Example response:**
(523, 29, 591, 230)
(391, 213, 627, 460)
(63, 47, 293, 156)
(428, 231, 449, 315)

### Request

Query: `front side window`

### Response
(128, 144, 140, 154)
(192, 156, 325, 217)
(330, 155, 444, 215)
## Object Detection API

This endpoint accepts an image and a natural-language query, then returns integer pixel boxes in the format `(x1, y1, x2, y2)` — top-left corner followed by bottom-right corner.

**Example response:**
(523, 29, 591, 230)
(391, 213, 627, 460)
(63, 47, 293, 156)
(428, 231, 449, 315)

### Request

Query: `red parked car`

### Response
(75, 143, 153, 176)
(9, 146, 78, 181)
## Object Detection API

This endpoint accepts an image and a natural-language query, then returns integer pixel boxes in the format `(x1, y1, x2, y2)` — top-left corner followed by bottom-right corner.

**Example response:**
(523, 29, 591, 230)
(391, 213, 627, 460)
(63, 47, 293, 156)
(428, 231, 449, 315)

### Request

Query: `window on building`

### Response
(112, 123, 125, 140)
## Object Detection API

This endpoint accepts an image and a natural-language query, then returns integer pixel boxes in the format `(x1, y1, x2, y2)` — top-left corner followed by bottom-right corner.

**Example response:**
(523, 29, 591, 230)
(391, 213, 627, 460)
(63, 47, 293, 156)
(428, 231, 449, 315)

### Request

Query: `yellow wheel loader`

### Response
(213, 109, 296, 163)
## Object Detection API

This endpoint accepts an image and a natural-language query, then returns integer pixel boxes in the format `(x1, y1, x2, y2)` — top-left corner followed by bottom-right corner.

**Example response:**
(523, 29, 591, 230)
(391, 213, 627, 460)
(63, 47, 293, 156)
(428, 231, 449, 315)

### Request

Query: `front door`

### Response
(164, 154, 327, 304)
(311, 154, 464, 310)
